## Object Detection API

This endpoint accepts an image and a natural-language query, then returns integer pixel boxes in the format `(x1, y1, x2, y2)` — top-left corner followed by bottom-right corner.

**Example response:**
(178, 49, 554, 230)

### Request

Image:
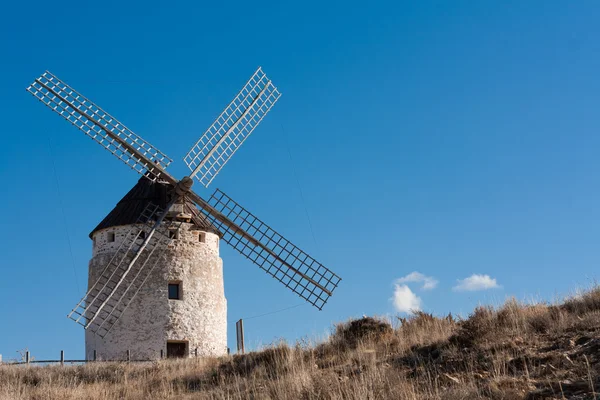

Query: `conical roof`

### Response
(90, 177, 220, 238)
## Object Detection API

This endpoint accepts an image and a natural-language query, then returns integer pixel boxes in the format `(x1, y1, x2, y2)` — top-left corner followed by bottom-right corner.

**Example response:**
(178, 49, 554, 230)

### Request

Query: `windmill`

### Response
(27, 68, 341, 360)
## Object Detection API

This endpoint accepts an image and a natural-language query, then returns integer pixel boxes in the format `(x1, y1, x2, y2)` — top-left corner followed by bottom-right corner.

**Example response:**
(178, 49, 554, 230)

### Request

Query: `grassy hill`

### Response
(1, 287, 598, 399)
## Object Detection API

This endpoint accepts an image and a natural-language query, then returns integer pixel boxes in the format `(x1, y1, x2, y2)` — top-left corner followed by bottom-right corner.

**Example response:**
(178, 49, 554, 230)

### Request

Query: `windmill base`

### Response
(86, 224, 227, 361)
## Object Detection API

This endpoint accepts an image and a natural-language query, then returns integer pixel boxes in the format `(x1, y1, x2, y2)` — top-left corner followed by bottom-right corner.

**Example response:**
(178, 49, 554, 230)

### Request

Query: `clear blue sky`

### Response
(1, 1, 599, 360)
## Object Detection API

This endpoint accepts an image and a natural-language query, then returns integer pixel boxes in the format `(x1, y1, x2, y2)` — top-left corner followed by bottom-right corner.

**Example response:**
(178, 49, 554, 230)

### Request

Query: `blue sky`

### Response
(1, 1, 600, 360)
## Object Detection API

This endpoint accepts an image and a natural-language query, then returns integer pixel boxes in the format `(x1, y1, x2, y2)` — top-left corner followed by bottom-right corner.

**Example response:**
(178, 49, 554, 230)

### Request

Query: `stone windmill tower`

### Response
(27, 68, 342, 361)
(86, 179, 226, 360)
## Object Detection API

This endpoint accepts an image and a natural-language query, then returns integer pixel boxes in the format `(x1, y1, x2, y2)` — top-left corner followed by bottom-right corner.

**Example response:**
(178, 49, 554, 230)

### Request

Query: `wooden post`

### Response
(126, 350, 130, 362)
(60, 350, 64, 366)
(93, 350, 97, 361)
(236, 319, 245, 354)
(25, 351, 30, 364)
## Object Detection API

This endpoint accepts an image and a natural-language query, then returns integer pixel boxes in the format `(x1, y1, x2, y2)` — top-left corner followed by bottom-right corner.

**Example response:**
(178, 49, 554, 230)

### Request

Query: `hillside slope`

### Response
(1, 287, 599, 399)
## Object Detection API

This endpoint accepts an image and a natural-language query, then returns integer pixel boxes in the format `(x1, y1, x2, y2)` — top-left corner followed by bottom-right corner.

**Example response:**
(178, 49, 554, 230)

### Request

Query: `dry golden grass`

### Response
(1, 287, 599, 399)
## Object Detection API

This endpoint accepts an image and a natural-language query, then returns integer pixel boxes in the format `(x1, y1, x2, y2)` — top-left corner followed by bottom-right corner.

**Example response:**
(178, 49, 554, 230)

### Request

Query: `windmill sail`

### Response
(184, 67, 281, 187)
(27, 72, 172, 181)
(197, 189, 341, 310)
(68, 203, 181, 337)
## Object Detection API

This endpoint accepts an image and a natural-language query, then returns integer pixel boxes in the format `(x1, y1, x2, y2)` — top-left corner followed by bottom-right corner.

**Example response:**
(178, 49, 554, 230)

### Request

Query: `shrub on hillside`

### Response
(562, 285, 600, 315)
(216, 341, 292, 380)
(450, 305, 496, 347)
(331, 317, 393, 349)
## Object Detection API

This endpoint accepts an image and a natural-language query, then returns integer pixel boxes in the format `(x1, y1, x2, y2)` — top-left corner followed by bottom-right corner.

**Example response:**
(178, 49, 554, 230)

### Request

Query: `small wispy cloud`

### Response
(453, 274, 501, 291)
(392, 284, 422, 314)
(396, 271, 439, 290)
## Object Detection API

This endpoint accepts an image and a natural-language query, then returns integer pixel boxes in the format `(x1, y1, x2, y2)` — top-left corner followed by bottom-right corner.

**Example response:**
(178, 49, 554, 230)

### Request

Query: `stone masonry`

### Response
(86, 222, 227, 361)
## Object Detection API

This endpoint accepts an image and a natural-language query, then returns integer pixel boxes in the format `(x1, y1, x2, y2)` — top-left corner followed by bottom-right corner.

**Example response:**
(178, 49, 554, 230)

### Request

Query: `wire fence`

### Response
(2, 306, 302, 366)
(0, 349, 215, 366)
(8, 360, 110, 366)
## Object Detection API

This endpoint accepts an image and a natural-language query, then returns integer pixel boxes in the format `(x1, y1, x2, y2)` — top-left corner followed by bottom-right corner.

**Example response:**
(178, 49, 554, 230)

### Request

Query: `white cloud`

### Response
(453, 274, 501, 291)
(392, 284, 422, 314)
(396, 271, 439, 290)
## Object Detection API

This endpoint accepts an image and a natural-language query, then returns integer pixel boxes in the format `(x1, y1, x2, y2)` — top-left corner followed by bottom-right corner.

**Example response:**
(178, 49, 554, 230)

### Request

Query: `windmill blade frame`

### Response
(68, 199, 180, 336)
(184, 67, 281, 187)
(27, 71, 173, 181)
(68, 202, 161, 326)
(187, 190, 341, 310)
(93, 219, 184, 338)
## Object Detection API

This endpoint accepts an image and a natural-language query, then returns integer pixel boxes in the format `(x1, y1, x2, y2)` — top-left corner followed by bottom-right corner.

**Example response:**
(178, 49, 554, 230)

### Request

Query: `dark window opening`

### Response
(169, 230, 179, 240)
(138, 230, 146, 240)
(168, 282, 181, 300)
(198, 232, 205, 243)
(166, 341, 187, 358)
(107, 232, 115, 242)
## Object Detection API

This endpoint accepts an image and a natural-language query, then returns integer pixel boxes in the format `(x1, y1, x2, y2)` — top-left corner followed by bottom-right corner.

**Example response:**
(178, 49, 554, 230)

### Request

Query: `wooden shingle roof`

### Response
(90, 177, 220, 238)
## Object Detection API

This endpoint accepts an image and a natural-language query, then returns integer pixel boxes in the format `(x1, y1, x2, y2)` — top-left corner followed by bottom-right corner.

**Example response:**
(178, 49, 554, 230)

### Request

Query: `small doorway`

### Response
(166, 341, 188, 358)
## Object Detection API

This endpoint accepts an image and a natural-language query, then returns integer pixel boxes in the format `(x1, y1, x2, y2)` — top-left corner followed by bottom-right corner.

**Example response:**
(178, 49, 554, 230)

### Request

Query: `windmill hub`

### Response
(174, 176, 194, 196)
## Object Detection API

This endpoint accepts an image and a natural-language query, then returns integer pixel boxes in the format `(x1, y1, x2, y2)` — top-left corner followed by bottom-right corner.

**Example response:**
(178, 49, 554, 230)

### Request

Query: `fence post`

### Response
(25, 351, 30, 364)
(126, 350, 130, 362)
(236, 319, 245, 354)
(60, 350, 64, 366)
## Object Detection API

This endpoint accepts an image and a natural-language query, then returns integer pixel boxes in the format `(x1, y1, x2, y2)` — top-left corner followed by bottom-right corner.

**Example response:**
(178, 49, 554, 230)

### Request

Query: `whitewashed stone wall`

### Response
(86, 223, 227, 361)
